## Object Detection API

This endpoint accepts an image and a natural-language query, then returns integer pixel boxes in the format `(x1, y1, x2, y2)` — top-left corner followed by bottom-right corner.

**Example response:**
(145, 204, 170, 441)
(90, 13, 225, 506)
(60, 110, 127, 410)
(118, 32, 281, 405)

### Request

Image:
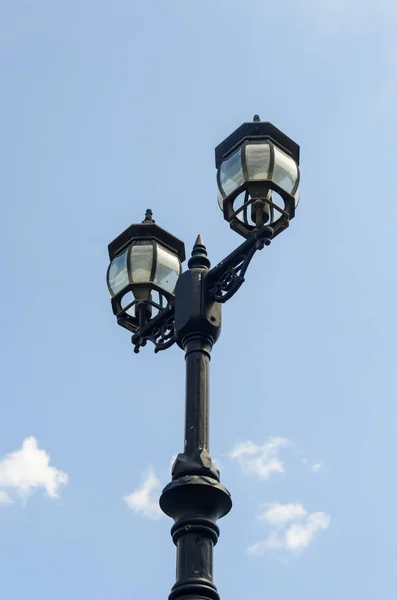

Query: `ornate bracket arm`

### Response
(130, 305, 176, 354)
(207, 225, 273, 303)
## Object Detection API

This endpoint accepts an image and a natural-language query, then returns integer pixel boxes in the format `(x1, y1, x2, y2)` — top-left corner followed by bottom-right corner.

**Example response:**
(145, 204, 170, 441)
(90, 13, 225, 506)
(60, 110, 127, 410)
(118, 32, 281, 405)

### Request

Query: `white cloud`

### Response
(300, 456, 325, 473)
(228, 437, 291, 480)
(248, 535, 284, 555)
(0, 491, 13, 505)
(285, 512, 330, 550)
(312, 462, 324, 473)
(248, 502, 330, 556)
(123, 466, 163, 520)
(0, 437, 68, 502)
(258, 502, 307, 526)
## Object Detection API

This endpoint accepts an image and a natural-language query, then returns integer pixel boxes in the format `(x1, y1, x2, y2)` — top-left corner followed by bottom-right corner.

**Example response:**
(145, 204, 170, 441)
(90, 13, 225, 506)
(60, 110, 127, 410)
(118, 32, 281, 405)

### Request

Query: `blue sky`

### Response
(1, 1, 396, 598)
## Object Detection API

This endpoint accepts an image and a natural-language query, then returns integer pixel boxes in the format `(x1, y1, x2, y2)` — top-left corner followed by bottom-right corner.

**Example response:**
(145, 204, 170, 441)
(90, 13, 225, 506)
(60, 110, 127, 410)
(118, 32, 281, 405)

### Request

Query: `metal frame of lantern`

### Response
(107, 210, 186, 335)
(215, 119, 300, 240)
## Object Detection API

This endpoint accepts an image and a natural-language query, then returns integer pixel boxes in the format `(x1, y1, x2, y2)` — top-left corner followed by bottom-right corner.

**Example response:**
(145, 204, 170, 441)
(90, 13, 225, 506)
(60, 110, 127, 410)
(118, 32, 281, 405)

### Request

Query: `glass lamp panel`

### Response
(272, 147, 298, 194)
(294, 186, 300, 207)
(219, 148, 244, 197)
(154, 243, 181, 294)
(108, 249, 128, 296)
(269, 192, 285, 223)
(130, 241, 154, 283)
(245, 143, 271, 181)
(120, 291, 136, 316)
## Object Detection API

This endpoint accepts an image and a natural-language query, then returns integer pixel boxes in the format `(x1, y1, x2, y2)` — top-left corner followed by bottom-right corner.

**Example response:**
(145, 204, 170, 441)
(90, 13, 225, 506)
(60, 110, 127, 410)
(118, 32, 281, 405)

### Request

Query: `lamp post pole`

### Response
(106, 117, 300, 600)
(160, 236, 231, 600)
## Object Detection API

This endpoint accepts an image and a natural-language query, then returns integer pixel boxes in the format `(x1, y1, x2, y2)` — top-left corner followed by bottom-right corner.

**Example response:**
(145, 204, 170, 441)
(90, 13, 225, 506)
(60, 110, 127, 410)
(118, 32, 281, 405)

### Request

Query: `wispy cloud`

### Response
(228, 437, 292, 480)
(0, 491, 13, 505)
(258, 502, 307, 526)
(0, 437, 68, 503)
(311, 462, 324, 473)
(123, 466, 163, 520)
(301, 457, 325, 473)
(248, 502, 330, 555)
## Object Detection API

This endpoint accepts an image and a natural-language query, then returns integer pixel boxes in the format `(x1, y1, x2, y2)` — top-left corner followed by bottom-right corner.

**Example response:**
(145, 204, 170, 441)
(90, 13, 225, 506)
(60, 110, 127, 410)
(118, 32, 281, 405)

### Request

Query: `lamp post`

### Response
(107, 116, 300, 600)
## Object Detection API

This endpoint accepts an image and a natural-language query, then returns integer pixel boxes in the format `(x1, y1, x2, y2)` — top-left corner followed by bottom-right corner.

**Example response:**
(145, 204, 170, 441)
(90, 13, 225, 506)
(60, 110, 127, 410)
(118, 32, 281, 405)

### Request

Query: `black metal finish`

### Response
(207, 224, 273, 303)
(106, 116, 299, 600)
(130, 225, 274, 347)
(216, 116, 300, 240)
(111, 277, 173, 335)
(131, 305, 176, 353)
(107, 211, 186, 334)
(126, 229, 275, 598)
(109, 211, 279, 600)
(215, 118, 300, 168)
(160, 237, 231, 600)
(110, 231, 280, 597)
(108, 210, 186, 262)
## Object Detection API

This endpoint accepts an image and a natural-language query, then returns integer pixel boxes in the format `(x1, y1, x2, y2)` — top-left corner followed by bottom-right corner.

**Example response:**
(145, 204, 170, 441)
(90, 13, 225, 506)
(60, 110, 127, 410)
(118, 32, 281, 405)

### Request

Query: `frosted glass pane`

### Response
(121, 291, 136, 316)
(130, 242, 153, 283)
(294, 186, 300, 207)
(273, 147, 298, 194)
(219, 149, 244, 197)
(246, 143, 271, 181)
(155, 243, 180, 294)
(108, 250, 128, 296)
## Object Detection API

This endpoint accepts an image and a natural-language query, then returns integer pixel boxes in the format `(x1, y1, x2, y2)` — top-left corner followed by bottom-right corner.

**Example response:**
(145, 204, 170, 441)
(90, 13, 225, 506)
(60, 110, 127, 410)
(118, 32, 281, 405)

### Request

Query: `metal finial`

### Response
(143, 208, 155, 223)
(253, 114, 261, 122)
(188, 234, 211, 269)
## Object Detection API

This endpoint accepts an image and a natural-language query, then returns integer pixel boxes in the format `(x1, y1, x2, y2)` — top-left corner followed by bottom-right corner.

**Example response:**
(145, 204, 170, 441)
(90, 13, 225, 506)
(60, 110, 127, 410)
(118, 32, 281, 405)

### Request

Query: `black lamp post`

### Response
(107, 116, 300, 600)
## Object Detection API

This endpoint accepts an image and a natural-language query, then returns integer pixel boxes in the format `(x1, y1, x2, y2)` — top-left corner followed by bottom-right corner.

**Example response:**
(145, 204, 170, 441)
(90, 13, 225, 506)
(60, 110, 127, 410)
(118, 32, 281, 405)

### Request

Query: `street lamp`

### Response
(107, 116, 300, 600)
(217, 115, 300, 240)
(107, 208, 185, 335)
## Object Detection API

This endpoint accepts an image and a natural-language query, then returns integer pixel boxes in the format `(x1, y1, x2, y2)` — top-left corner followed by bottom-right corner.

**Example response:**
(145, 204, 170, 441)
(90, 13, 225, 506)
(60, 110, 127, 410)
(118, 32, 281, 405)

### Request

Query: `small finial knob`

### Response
(143, 209, 155, 223)
(253, 114, 261, 122)
(188, 234, 211, 269)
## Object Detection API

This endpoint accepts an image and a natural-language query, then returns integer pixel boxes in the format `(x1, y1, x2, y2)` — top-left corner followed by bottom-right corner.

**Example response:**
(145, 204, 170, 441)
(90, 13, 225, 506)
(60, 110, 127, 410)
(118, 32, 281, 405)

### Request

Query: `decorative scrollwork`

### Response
(128, 226, 273, 352)
(207, 226, 272, 304)
(209, 245, 257, 303)
(131, 307, 176, 353)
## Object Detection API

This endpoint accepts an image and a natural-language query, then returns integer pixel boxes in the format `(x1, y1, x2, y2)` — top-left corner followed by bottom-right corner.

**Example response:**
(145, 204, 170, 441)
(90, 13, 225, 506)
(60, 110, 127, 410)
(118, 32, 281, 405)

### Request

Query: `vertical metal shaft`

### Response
(160, 236, 232, 600)
(184, 335, 211, 455)
(162, 331, 230, 600)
